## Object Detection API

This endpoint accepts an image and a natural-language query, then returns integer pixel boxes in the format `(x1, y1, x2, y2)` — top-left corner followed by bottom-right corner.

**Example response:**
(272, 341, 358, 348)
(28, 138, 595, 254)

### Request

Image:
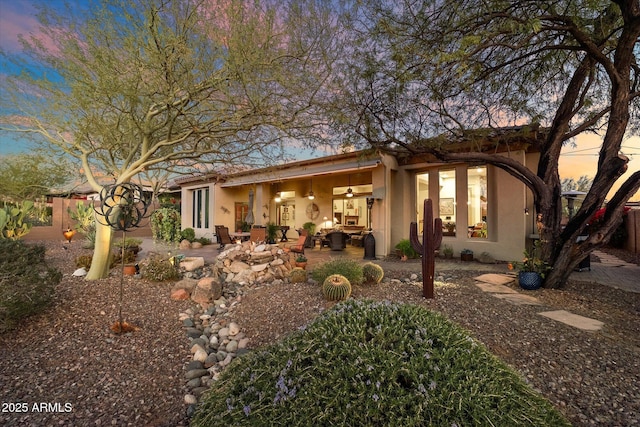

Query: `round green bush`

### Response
(192, 300, 569, 426)
(0, 240, 61, 332)
(322, 274, 352, 301)
(142, 255, 180, 281)
(311, 258, 363, 286)
(181, 228, 196, 242)
(362, 262, 384, 285)
(288, 267, 308, 284)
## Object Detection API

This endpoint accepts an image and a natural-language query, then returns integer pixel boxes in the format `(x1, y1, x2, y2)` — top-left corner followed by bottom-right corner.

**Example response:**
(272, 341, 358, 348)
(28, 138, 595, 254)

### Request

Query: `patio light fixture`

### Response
(308, 179, 315, 200)
(346, 175, 354, 197)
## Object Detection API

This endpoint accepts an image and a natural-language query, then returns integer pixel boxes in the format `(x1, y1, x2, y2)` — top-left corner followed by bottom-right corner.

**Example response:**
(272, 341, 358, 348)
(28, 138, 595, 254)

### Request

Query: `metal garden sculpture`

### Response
(410, 199, 443, 299)
(94, 182, 151, 333)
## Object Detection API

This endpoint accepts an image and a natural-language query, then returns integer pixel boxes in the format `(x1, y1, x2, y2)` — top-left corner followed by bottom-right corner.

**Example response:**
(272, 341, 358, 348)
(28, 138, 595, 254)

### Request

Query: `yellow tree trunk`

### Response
(85, 221, 114, 280)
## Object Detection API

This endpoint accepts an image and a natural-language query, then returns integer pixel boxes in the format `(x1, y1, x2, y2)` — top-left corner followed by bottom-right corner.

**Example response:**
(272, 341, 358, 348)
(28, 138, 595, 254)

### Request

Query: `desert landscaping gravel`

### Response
(1, 241, 639, 426)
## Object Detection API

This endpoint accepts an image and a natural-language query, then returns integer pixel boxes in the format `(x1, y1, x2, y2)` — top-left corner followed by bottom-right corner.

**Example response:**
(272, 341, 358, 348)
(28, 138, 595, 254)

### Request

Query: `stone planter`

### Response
(518, 271, 542, 290)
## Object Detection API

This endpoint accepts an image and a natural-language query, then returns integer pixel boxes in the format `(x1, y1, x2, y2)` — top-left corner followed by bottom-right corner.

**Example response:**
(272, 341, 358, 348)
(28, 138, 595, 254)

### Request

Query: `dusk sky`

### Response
(0, 0, 638, 200)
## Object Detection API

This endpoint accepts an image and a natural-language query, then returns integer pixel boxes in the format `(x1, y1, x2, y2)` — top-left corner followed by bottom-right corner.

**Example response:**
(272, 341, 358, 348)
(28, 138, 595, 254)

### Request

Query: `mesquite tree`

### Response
(337, 0, 639, 288)
(0, 0, 343, 279)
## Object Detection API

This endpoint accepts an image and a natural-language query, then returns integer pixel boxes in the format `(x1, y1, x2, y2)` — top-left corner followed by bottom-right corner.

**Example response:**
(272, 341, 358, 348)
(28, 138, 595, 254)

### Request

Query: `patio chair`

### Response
(216, 226, 233, 248)
(288, 234, 307, 255)
(326, 231, 348, 251)
(250, 227, 266, 243)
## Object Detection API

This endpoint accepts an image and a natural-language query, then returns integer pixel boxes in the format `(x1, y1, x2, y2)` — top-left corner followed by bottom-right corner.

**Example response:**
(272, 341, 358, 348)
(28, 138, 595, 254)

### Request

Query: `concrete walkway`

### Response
(571, 250, 640, 293)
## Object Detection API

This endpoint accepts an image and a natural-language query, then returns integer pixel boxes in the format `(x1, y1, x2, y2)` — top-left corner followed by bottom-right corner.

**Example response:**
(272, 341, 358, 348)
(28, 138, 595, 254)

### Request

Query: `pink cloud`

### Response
(0, 2, 40, 52)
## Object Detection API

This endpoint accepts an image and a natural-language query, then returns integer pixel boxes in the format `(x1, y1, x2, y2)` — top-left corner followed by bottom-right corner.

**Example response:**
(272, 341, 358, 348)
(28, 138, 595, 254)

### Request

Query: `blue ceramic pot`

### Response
(518, 271, 542, 290)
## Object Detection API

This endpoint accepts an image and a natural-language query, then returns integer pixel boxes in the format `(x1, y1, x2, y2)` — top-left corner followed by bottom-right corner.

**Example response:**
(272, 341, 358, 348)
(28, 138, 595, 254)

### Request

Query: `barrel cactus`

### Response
(322, 274, 352, 301)
(362, 262, 384, 285)
(288, 267, 308, 283)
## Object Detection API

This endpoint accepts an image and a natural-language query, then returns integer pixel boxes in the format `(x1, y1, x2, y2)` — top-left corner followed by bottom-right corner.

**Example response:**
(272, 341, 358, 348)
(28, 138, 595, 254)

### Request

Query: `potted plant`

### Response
(394, 239, 417, 261)
(294, 254, 308, 269)
(508, 241, 550, 290)
(266, 221, 279, 244)
(460, 248, 474, 261)
(440, 244, 454, 259)
(302, 222, 316, 247)
(443, 222, 456, 236)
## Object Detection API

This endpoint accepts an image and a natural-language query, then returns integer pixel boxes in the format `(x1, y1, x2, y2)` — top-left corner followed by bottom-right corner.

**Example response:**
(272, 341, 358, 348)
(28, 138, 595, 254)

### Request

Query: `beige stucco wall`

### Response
(392, 150, 537, 262)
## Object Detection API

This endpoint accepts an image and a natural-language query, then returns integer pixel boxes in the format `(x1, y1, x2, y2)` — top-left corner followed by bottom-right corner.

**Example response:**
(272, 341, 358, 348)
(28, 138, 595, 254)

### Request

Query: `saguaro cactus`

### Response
(410, 199, 443, 299)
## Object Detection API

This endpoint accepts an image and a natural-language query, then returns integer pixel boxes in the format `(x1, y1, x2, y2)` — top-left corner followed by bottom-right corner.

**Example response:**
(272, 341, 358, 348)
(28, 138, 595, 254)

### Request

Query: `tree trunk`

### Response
(85, 221, 114, 280)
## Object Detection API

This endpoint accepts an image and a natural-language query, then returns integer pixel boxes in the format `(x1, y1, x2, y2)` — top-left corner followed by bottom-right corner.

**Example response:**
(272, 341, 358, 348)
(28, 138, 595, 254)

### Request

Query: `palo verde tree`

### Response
(337, 0, 639, 288)
(0, 0, 342, 279)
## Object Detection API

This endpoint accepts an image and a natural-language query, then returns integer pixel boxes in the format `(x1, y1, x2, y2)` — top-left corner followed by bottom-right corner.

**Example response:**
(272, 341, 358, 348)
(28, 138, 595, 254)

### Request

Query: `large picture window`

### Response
(439, 169, 456, 236)
(467, 166, 487, 238)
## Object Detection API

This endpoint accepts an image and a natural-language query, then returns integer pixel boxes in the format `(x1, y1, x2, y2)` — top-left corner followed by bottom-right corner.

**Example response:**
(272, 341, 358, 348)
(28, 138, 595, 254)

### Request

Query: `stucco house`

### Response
(176, 133, 542, 261)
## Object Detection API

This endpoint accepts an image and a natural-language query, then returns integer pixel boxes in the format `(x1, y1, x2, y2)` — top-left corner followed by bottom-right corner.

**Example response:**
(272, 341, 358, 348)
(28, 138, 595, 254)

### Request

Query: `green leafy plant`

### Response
(0, 201, 35, 240)
(362, 262, 384, 285)
(288, 267, 307, 283)
(0, 240, 61, 332)
(181, 228, 196, 242)
(394, 239, 418, 258)
(461, 248, 473, 255)
(311, 258, 363, 286)
(67, 202, 96, 248)
(196, 237, 212, 245)
(192, 300, 569, 426)
(142, 255, 180, 282)
(266, 222, 279, 243)
(508, 240, 550, 278)
(322, 274, 352, 301)
(295, 254, 307, 263)
(302, 221, 316, 235)
(112, 237, 142, 249)
(150, 208, 182, 243)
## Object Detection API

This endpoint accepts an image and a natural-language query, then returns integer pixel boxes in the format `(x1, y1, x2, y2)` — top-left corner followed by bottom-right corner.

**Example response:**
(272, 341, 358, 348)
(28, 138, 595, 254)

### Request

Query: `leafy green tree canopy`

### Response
(336, 0, 639, 288)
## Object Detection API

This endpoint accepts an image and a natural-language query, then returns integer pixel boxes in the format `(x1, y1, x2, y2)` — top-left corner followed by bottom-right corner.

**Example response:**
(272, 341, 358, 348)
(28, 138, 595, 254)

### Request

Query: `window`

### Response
(416, 172, 429, 232)
(467, 166, 488, 238)
(439, 169, 456, 235)
(192, 188, 209, 229)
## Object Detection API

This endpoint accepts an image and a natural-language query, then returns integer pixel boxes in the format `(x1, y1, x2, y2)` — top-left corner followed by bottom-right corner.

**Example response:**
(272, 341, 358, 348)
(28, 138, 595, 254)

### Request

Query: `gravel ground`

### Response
(1, 241, 639, 426)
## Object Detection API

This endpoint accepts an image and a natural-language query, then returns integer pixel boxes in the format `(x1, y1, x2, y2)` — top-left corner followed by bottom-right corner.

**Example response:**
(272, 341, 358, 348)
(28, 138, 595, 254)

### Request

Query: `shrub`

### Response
(192, 300, 569, 427)
(113, 237, 142, 249)
(395, 239, 418, 258)
(311, 258, 363, 286)
(362, 262, 384, 285)
(142, 255, 180, 282)
(181, 228, 196, 242)
(110, 249, 137, 268)
(195, 237, 212, 245)
(0, 240, 61, 332)
(67, 202, 96, 248)
(288, 267, 307, 284)
(321, 274, 352, 301)
(150, 208, 182, 243)
(75, 254, 93, 269)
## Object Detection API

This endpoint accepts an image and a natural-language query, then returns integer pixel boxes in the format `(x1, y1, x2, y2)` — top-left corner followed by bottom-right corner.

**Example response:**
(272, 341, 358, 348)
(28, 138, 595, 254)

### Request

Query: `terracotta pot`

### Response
(295, 261, 307, 269)
(123, 265, 137, 275)
(461, 253, 473, 262)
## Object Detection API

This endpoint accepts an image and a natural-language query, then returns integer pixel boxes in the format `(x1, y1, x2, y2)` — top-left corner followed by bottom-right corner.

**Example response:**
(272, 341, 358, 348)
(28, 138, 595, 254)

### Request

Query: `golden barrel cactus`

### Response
(362, 262, 384, 285)
(322, 274, 352, 301)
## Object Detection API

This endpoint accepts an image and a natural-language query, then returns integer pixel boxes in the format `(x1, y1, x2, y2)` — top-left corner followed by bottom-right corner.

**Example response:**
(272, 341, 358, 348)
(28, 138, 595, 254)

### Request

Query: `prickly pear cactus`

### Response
(288, 267, 308, 283)
(1, 201, 35, 240)
(362, 262, 384, 285)
(322, 274, 352, 301)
